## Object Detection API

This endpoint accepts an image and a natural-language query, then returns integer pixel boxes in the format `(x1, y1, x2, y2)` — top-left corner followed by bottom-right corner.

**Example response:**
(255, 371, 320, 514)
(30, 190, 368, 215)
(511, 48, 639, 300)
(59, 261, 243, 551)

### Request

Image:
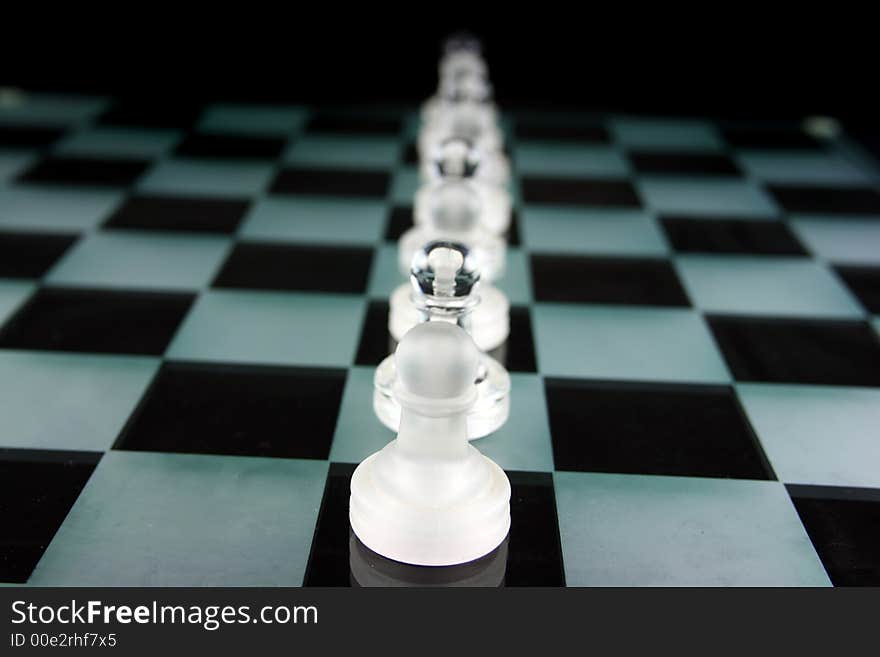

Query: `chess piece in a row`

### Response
(350, 35, 513, 568)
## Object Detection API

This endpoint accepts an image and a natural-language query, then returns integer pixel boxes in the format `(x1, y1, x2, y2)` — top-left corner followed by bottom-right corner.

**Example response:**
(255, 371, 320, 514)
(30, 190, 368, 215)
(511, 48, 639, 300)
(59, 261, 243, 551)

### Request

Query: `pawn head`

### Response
(429, 181, 481, 233)
(432, 137, 480, 179)
(442, 31, 483, 57)
(395, 322, 480, 401)
(411, 240, 480, 299)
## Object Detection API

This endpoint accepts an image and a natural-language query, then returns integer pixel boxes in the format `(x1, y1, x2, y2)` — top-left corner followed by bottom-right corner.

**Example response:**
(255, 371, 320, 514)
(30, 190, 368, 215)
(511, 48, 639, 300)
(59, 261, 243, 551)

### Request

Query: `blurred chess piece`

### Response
(421, 33, 497, 126)
(416, 136, 512, 235)
(418, 101, 508, 185)
(399, 180, 506, 282)
(377, 241, 511, 439)
(441, 32, 485, 70)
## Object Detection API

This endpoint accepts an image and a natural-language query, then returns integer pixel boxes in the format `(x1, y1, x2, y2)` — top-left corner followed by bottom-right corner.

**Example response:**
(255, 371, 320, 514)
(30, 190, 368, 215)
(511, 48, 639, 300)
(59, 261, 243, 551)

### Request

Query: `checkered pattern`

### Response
(2, 94, 880, 587)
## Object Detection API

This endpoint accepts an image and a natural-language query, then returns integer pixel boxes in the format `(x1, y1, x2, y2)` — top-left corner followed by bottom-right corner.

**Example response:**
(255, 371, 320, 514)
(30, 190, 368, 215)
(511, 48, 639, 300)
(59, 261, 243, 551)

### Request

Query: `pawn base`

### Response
(388, 282, 510, 353)
(350, 447, 511, 566)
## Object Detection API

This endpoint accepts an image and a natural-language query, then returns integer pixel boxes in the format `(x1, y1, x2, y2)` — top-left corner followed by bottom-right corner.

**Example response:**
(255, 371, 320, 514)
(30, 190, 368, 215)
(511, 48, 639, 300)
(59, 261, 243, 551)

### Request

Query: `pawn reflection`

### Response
(349, 531, 508, 587)
(349, 532, 509, 588)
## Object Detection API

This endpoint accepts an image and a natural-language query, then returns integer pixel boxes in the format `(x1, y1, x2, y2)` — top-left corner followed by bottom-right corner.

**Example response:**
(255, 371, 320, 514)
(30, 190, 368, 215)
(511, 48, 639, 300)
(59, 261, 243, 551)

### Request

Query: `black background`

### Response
(0, 19, 871, 109)
(0, 15, 876, 149)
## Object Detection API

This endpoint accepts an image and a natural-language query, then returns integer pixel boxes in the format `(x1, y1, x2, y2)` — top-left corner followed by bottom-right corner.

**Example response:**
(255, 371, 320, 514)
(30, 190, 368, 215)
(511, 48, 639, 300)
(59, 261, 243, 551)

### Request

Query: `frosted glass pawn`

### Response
(421, 34, 499, 149)
(377, 242, 511, 438)
(398, 181, 506, 283)
(351, 322, 511, 566)
(416, 137, 512, 235)
(421, 70, 498, 126)
(418, 101, 508, 186)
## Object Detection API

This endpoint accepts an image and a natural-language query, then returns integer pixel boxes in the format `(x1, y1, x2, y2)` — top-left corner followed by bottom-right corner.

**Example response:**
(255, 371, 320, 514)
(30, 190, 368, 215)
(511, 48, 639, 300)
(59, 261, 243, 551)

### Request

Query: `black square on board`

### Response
(403, 142, 419, 165)
(660, 216, 807, 255)
(514, 120, 610, 144)
(0, 449, 101, 583)
(104, 195, 251, 234)
(488, 306, 537, 373)
(0, 287, 194, 356)
(767, 185, 880, 215)
(115, 362, 345, 460)
(270, 167, 390, 198)
(303, 464, 565, 587)
(544, 379, 774, 479)
(721, 126, 824, 151)
(834, 266, 880, 314)
(385, 205, 414, 241)
(530, 255, 690, 306)
(303, 462, 356, 586)
(305, 113, 402, 136)
(0, 231, 77, 279)
(99, 101, 202, 130)
(788, 485, 880, 586)
(354, 300, 392, 366)
(506, 209, 521, 247)
(174, 133, 287, 160)
(505, 471, 566, 586)
(628, 151, 742, 176)
(707, 316, 880, 386)
(212, 242, 374, 294)
(0, 125, 66, 149)
(16, 156, 150, 187)
(520, 177, 641, 207)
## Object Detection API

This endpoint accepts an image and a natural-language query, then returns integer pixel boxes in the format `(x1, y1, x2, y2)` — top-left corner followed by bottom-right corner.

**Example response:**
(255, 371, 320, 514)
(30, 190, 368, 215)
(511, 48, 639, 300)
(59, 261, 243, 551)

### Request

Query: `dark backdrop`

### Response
(1, 17, 874, 125)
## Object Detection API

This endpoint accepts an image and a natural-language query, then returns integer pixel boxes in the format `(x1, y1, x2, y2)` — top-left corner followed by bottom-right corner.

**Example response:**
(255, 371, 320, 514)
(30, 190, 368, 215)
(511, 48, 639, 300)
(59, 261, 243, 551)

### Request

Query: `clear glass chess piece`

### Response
(421, 73, 499, 135)
(375, 241, 511, 440)
(441, 49, 487, 80)
(435, 36, 489, 110)
(418, 100, 507, 178)
(389, 237, 509, 352)
(399, 180, 506, 282)
(416, 136, 512, 235)
(440, 32, 486, 76)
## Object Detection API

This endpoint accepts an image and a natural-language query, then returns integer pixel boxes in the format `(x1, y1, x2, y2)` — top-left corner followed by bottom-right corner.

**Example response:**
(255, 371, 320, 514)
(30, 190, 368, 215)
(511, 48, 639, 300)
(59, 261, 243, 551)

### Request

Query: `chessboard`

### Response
(1, 92, 879, 587)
